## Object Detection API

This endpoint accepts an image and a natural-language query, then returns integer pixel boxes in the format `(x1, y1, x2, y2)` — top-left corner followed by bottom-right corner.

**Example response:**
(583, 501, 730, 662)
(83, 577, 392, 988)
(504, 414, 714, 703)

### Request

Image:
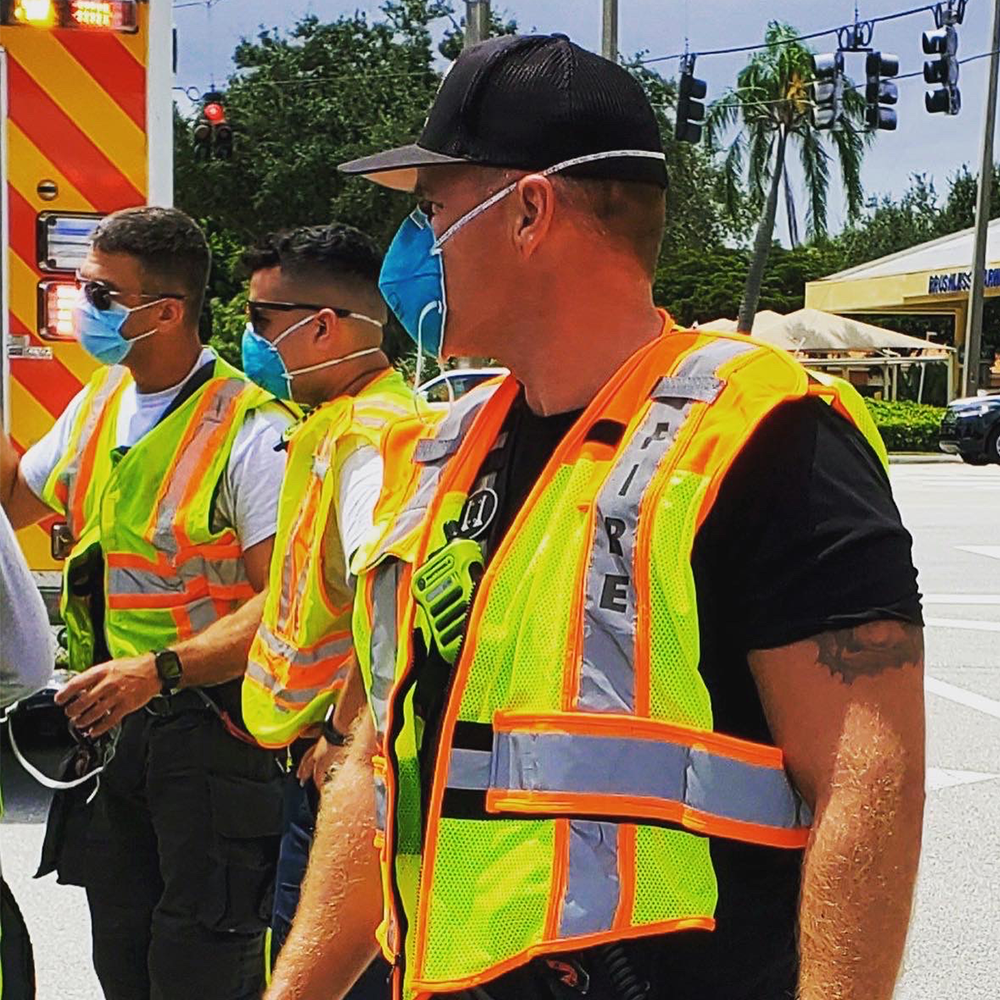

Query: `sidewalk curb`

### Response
(888, 453, 962, 464)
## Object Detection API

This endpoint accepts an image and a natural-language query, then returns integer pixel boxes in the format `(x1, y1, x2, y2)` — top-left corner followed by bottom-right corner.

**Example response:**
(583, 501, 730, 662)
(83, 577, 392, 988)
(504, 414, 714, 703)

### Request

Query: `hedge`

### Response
(864, 398, 946, 453)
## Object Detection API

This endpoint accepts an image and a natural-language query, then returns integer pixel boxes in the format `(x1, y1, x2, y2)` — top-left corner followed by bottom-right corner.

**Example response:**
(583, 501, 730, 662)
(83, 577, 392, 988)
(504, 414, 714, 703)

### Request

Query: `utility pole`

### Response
(963, 0, 1000, 396)
(453, 1, 491, 373)
(602, 0, 619, 61)
(465, 0, 490, 48)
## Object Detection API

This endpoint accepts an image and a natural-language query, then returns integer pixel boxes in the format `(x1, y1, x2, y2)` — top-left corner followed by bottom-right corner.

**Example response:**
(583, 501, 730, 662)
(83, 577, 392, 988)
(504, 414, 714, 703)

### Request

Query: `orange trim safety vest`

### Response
(351, 318, 887, 997)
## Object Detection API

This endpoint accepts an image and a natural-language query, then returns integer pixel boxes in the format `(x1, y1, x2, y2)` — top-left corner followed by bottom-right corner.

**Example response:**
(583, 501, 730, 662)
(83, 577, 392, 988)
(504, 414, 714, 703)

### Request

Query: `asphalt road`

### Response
(1, 460, 998, 1000)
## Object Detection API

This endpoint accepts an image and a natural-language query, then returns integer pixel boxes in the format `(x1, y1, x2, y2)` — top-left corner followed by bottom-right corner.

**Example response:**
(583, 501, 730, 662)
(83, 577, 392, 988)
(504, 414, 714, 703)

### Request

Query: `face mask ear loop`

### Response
(413, 306, 426, 391)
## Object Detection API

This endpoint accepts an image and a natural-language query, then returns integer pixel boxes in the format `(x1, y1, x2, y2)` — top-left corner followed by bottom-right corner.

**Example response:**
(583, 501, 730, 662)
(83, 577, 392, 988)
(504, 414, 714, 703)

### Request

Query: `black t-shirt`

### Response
(460, 392, 922, 1000)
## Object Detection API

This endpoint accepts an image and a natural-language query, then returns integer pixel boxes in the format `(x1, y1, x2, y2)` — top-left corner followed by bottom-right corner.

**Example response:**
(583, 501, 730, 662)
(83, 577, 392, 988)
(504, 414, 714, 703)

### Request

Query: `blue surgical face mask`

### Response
(377, 148, 668, 381)
(241, 311, 383, 402)
(73, 291, 161, 366)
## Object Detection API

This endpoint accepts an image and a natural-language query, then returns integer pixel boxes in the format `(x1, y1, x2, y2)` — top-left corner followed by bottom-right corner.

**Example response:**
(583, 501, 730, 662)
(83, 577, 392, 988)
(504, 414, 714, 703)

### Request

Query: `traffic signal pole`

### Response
(962, 0, 1000, 396)
(602, 0, 619, 61)
(465, 0, 490, 47)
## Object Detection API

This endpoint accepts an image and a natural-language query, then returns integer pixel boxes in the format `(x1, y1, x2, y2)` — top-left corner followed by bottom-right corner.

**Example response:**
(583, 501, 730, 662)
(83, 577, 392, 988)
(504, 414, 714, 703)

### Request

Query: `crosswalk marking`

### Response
(925, 617, 1000, 632)
(925, 675, 1000, 721)
(957, 546, 1000, 561)
(923, 595, 1000, 605)
(927, 767, 1000, 792)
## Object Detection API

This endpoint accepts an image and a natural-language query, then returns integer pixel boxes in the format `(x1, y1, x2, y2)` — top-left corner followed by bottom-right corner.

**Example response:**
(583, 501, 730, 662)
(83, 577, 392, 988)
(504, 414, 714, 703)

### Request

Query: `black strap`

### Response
(156, 359, 217, 427)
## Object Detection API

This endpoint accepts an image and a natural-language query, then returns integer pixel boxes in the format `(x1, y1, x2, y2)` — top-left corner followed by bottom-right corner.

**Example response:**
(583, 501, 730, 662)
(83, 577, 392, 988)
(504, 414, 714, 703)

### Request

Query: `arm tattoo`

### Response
(814, 621, 923, 684)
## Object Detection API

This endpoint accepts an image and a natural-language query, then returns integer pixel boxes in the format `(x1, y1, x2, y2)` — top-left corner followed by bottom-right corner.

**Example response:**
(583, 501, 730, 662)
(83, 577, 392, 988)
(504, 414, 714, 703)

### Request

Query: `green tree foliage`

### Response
(176, 1, 450, 363)
(705, 22, 870, 331)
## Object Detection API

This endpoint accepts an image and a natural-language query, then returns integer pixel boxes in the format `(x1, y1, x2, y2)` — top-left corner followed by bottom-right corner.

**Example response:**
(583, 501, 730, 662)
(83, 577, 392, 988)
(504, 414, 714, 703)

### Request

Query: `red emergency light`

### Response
(2, 0, 137, 31)
(203, 102, 226, 124)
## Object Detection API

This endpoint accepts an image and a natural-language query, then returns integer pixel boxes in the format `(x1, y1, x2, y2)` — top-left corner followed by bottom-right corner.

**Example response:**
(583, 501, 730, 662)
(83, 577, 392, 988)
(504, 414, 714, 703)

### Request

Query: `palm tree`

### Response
(705, 21, 871, 332)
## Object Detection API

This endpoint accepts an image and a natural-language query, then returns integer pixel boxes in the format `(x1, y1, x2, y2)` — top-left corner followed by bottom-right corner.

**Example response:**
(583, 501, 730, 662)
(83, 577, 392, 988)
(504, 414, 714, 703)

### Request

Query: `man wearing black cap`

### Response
(267, 35, 924, 1000)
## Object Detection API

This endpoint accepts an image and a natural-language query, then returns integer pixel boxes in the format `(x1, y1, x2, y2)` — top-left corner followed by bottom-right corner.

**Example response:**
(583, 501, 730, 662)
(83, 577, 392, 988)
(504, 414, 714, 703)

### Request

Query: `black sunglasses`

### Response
(246, 299, 358, 331)
(77, 276, 185, 313)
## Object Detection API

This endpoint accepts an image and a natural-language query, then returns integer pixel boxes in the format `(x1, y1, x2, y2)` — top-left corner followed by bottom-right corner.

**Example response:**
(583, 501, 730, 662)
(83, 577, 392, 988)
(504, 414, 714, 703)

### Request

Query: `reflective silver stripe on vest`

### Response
(373, 771, 388, 832)
(151, 378, 249, 557)
(245, 659, 334, 706)
(480, 730, 810, 830)
(369, 561, 399, 737)
(412, 382, 497, 464)
(577, 339, 755, 713)
(254, 621, 353, 669)
(108, 567, 188, 596)
(186, 595, 222, 636)
(560, 821, 620, 937)
(378, 385, 498, 554)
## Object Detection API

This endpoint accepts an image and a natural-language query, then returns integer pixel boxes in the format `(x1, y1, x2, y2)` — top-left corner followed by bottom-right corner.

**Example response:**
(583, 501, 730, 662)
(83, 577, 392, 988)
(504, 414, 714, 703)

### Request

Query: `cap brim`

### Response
(337, 144, 467, 191)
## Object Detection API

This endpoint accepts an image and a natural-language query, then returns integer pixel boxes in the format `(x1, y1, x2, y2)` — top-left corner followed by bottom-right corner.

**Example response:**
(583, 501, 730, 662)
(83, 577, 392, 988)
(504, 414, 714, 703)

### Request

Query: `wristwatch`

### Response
(322, 703, 348, 746)
(153, 649, 183, 696)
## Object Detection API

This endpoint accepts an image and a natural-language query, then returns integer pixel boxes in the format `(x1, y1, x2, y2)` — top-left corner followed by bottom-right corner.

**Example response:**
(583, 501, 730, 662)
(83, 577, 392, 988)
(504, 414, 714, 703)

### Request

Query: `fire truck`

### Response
(0, 0, 173, 648)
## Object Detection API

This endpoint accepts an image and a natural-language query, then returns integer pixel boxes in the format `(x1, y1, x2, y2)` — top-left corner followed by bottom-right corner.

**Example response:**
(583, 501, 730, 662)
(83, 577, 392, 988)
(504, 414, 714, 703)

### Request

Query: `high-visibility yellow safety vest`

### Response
(40, 355, 276, 672)
(243, 370, 417, 748)
(351, 316, 888, 999)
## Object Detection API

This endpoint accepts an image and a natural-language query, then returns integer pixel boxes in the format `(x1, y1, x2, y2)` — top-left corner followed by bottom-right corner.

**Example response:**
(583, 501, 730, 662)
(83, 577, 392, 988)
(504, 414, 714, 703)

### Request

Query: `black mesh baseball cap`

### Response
(339, 34, 667, 191)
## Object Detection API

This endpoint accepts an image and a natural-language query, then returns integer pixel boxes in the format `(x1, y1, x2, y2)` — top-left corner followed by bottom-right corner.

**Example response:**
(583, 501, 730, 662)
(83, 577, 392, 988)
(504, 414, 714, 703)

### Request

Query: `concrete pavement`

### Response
(1, 463, 998, 998)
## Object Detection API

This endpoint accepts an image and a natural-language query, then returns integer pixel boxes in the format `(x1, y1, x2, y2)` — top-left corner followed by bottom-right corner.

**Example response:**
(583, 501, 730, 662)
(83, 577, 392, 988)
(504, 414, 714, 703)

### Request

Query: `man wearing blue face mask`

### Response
(0, 207, 292, 1000)
(266, 33, 925, 1000)
(236, 224, 415, 995)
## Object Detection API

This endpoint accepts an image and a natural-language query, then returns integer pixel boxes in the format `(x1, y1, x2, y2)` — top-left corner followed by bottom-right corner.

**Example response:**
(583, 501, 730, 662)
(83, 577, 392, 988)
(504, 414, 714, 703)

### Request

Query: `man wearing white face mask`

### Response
(0, 207, 292, 1000)
(237, 224, 416, 991)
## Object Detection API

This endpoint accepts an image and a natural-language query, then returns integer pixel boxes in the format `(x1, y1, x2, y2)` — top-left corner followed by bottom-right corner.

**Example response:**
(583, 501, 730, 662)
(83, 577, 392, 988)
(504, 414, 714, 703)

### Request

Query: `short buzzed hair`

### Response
(91, 207, 211, 320)
(476, 168, 666, 278)
(241, 223, 383, 290)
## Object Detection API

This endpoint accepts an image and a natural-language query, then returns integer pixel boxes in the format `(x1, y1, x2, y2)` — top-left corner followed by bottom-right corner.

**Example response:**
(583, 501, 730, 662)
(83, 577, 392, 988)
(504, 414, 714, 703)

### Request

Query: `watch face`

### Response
(156, 650, 182, 686)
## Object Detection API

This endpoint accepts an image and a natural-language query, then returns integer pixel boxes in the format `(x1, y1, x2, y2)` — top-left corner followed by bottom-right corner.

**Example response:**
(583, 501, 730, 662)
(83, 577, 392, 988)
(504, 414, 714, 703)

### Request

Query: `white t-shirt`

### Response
(21, 349, 290, 552)
(336, 445, 384, 582)
(1, 507, 54, 709)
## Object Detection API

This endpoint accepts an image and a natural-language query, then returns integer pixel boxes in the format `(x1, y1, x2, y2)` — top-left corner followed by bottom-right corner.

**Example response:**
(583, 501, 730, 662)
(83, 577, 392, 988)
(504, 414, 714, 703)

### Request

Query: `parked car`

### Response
(417, 367, 508, 404)
(939, 394, 1000, 464)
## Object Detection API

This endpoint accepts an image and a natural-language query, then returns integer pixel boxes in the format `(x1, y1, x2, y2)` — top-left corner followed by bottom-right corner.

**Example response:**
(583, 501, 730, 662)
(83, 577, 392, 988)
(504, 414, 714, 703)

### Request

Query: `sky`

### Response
(172, 0, 997, 239)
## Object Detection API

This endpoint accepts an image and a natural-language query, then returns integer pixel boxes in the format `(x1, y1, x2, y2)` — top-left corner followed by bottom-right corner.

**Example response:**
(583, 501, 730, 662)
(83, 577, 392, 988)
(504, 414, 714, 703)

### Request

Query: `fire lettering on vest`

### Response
(605, 517, 626, 556)
(599, 574, 630, 613)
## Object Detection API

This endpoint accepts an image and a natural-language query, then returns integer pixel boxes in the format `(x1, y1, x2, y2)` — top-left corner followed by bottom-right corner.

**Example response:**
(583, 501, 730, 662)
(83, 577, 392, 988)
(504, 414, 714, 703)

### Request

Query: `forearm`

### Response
(174, 590, 266, 687)
(797, 701, 925, 1000)
(266, 716, 382, 1000)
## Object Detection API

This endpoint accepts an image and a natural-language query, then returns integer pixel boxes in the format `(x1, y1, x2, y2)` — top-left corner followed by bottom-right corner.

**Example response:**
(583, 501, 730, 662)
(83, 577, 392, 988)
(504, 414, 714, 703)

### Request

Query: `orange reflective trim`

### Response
(177, 540, 243, 564)
(108, 588, 206, 610)
(687, 349, 807, 533)
(547, 818, 571, 940)
(484, 789, 809, 850)
(492, 710, 786, 769)
(173, 605, 195, 641)
(167, 381, 245, 551)
(250, 634, 353, 691)
(410, 916, 715, 994)
(415, 313, 691, 980)
(106, 551, 173, 574)
(613, 823, 637, 931)
(69, 373, 129, 533)
(561, 500, 595, 710)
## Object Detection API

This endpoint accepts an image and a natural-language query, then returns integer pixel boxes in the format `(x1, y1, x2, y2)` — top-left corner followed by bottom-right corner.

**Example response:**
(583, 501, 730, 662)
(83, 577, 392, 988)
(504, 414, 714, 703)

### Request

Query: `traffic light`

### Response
(811, 51, 844, 130)
(675, 54, 707, 144)
(865, 51, 899, 131)
(192, 92, 234, 161)
(923, 24, 960, 115)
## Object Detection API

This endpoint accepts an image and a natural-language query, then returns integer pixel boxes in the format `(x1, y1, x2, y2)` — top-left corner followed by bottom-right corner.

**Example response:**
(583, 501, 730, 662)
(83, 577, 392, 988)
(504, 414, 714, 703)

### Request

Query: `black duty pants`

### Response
(75, 689, 283, 1000)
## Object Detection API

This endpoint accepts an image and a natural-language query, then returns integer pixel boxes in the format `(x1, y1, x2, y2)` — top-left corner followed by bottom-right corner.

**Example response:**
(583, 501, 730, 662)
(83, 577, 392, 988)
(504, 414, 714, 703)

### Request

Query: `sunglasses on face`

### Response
(76, 275, 185, 313)
(246, 299, 359, 335)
